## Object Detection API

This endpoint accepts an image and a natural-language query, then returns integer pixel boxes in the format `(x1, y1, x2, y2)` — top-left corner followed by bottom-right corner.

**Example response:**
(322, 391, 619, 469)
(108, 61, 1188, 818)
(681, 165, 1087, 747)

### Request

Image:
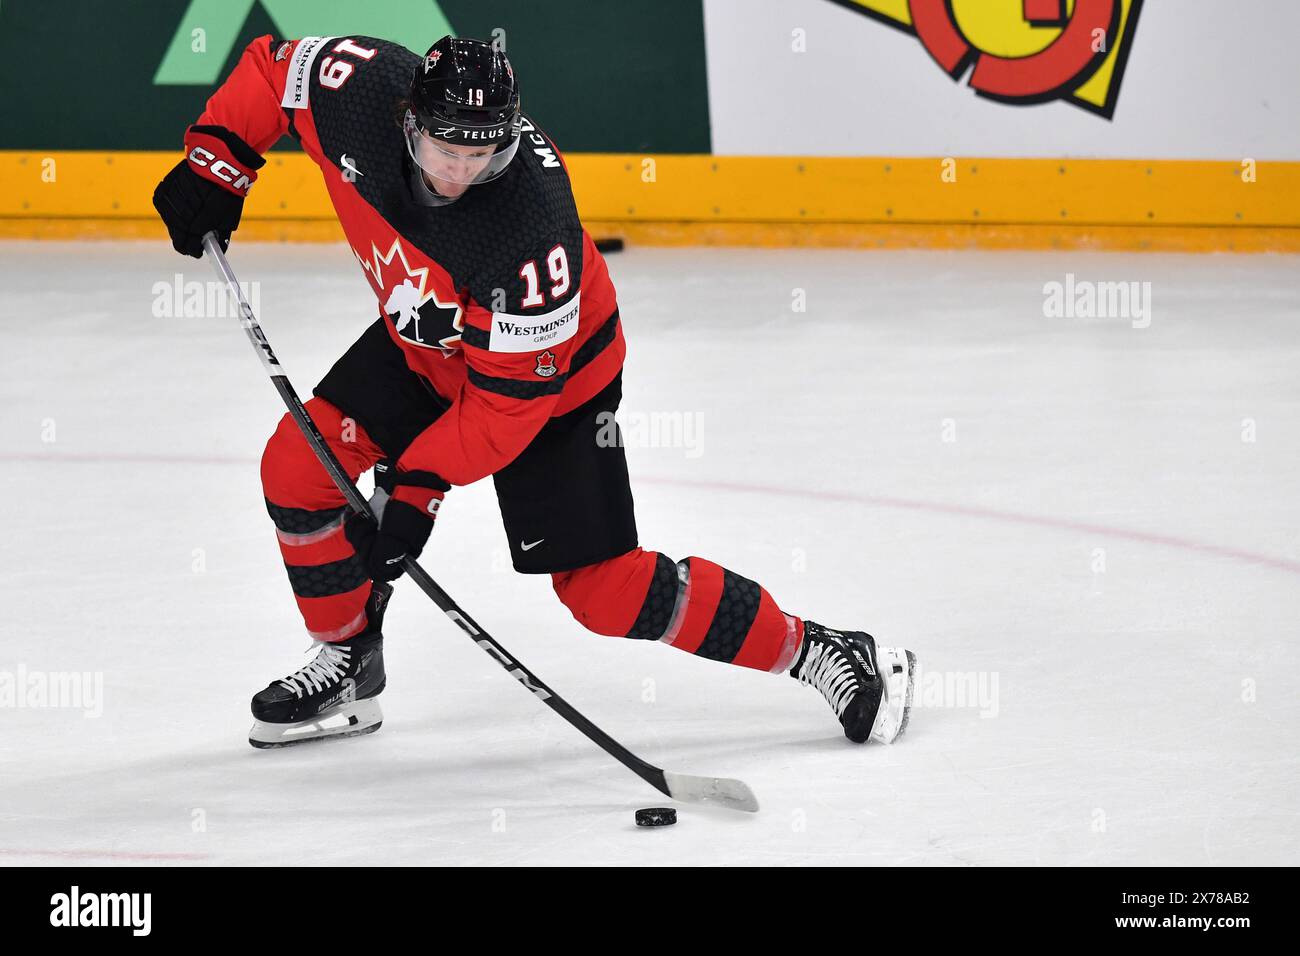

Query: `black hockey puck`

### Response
(635, 807, 677, 827)
(595, 237, 625, 253)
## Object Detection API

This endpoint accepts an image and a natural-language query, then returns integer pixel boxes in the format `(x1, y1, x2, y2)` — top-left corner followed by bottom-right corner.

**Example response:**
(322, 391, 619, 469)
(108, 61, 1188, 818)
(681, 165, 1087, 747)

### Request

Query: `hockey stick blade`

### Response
(662, 771, 760, 813)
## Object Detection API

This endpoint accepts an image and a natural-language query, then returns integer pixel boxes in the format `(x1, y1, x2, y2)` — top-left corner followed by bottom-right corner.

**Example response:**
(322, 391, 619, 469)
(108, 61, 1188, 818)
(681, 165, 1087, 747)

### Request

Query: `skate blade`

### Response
(249, 698, 383, 749)
(869, 647, 917, 745)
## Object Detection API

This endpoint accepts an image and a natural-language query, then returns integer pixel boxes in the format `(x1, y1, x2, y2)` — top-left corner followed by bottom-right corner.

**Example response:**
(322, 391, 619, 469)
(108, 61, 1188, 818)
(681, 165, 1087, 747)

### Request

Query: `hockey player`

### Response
(152, 35, 915, 749)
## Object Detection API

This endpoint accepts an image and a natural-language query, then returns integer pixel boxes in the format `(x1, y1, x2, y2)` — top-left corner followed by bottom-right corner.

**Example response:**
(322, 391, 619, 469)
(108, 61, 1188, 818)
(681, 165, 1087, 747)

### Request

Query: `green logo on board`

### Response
(153, 0, 452, 84)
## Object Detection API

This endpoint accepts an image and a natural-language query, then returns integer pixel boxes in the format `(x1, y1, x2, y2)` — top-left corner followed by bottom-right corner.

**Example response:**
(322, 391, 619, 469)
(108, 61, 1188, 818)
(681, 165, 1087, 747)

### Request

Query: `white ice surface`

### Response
(1, 241, 1297, 866)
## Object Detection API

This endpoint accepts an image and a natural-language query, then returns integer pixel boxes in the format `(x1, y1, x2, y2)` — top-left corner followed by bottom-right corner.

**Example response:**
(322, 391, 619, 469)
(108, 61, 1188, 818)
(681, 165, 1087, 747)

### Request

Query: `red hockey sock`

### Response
(260, 397, 384, 641)
(552, 549, 803, 673)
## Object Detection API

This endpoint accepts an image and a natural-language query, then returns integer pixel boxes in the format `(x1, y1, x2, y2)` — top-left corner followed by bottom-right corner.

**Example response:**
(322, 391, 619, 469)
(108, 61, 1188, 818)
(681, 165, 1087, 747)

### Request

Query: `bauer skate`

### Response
(249, 582, 392, 748)
(790, 620, 916, 744)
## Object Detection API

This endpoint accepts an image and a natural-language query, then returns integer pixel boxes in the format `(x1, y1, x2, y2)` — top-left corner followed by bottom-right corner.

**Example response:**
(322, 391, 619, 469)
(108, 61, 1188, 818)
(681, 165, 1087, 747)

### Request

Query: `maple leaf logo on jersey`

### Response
(534, 350, 558, 378)
(354, 237, 463, 354)
(423, 49, 441, 73)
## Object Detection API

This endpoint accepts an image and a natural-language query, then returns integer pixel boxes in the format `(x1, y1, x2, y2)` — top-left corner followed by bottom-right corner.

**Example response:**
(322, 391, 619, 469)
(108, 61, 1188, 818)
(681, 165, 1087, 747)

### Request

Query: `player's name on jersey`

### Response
(518, 115, 561, 168)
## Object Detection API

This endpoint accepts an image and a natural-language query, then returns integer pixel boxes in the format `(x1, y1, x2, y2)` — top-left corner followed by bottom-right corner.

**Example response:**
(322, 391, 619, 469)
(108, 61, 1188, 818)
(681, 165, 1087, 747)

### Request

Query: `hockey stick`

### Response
(202, 232, 759, 813)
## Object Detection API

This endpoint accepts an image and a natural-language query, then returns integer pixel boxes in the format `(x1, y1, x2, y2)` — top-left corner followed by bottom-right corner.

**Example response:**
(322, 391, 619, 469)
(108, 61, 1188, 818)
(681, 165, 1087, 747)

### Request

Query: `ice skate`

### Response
(249, 582, 392, 749)
(790, 620, 916, 744)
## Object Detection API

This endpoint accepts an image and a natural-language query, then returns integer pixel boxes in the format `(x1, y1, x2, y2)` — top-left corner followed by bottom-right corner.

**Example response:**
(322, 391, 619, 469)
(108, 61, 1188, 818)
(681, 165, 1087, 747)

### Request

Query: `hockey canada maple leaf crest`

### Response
(534, 350, 558, 378)
(353, 238, 463, 354)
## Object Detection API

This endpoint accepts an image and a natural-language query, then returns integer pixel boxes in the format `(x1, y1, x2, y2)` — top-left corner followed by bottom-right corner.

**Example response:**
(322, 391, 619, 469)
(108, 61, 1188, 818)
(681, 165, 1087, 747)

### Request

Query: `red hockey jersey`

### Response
(193, 35, 624, 486)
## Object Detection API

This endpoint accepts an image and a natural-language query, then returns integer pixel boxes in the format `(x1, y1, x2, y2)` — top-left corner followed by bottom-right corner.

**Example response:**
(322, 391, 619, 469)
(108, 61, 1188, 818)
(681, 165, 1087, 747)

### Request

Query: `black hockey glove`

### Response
(345, 470, 450, 582)
(152, 125, 264, 258)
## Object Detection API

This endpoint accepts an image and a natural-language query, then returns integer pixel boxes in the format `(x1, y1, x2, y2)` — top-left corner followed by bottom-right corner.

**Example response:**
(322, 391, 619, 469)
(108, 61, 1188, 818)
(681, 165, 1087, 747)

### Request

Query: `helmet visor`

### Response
(403, 111, 518, 186)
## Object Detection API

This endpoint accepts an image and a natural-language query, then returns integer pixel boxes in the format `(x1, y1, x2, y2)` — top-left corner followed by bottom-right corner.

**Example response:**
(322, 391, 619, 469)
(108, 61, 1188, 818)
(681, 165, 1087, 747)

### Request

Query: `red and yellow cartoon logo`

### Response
(830, 0, 1143, 118)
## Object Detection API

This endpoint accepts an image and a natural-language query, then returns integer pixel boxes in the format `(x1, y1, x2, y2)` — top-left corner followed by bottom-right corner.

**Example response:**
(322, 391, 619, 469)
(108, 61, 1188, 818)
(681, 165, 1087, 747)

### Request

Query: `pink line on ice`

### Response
(0, 848, 213, 861)
(636, 475, 1300, 577)
(9, 451, 1299, 576)
(6, 451, 252, 466)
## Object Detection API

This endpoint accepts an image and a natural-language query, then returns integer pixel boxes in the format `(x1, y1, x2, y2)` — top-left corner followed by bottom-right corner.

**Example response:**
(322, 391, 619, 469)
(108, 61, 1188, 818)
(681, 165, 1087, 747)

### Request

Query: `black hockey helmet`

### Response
(404, 36, 521, 187)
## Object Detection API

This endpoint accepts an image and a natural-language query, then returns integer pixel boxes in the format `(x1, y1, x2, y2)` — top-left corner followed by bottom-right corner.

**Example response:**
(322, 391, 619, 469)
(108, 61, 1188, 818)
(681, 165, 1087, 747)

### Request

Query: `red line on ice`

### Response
(9, 451, 1299, 576)
(0, 848, 212, 861)
(639, 475, 1300, 576)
